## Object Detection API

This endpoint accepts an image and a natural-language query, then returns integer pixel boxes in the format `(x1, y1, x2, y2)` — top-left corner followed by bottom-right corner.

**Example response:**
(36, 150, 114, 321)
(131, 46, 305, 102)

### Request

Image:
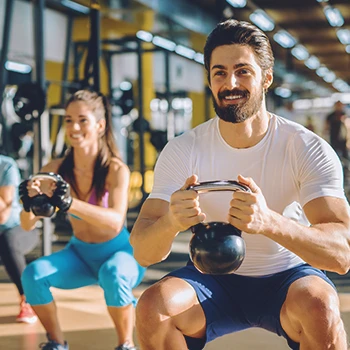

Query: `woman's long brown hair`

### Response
(58, 90, 120, 202)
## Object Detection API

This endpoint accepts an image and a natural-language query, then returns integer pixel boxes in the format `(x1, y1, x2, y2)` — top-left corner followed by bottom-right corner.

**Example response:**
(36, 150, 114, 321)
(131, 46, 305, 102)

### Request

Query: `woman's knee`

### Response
(21, 258, 53, 287)
(21, 260, 37, 286)
(21, 259, 55, 305)
(99, 259, 137, 307)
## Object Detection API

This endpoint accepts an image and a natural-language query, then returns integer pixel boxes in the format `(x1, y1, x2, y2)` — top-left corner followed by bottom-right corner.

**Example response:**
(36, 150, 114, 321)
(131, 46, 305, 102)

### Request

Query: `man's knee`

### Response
(285, 277, 340, 321)
(282, 276, 345, 344)
(136, 277, 205, 336)
(136, 281, 167, 327)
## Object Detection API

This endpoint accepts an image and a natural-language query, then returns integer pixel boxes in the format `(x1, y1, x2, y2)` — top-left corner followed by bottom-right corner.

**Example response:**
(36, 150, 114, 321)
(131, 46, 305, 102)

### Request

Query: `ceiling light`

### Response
(323, 6, 344, 27)
(194, 53, 204, 64)
(317, 0, 328, 2)
(273, 30, 296, 48)
(316, 66, 329, 77)
(333, 79, 349, 92)
(136, 30, 153, 42)
(336, 29, 350, 45)
(175, 45, 196, 60)
(249, 9, 275, 32)
(323, 71, 336, 83)
(152, 36, 176, 51)
(291, 45, 309, 60)
(5, 61, 32, 74)
(226, 0, 246, 8)
(304, 56, 320, 70)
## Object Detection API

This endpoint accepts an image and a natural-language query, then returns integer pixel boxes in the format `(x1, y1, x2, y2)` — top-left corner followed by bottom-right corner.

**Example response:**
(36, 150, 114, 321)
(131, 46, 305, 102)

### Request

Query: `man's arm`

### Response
(130, 175, 206, 267)
(0, 185, 14, 224)
(130, 198, 179, 267)
(264, 196, 350, 275)
(229, 175, 350, 275)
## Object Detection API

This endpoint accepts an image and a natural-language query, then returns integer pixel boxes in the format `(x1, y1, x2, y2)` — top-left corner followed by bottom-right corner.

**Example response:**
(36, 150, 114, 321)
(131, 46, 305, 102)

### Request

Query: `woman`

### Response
(19, 90, 146, 350)
(0, 154, 39, 324)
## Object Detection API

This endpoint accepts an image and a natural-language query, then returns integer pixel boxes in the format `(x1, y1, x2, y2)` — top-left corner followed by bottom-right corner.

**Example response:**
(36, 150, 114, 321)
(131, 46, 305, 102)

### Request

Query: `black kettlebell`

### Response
(30, 173, 61, 217)
(31, 194, 56, 217)
(189, 180, 250, 275)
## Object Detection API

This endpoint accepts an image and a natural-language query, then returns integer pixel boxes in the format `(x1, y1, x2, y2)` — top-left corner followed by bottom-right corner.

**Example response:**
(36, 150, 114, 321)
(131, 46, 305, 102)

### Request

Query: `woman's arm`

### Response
(19, 159, 63, 231)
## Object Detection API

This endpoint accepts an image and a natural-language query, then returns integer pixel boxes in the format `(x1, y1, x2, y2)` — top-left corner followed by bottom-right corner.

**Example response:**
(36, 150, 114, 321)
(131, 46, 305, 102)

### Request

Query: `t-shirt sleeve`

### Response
(293, 131, 346, 207)
(1, 159, 21, 188)
(148, 132, 194, 202)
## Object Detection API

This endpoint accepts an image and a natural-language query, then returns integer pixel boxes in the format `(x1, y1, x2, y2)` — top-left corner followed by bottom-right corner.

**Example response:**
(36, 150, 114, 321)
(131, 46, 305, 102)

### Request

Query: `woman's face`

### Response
(64, 101, 105, 148)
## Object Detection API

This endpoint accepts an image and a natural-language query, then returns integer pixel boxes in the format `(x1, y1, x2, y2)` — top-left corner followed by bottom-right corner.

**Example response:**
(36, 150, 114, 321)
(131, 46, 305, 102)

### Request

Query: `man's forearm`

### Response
(263, 212, 350, 274)
(130, 214, 180, 267)
(0, 196, 11, 224)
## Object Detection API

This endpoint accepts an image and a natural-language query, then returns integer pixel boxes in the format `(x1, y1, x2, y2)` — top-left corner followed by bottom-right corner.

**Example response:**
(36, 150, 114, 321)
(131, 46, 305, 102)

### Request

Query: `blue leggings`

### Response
(21, 228, 146, 307)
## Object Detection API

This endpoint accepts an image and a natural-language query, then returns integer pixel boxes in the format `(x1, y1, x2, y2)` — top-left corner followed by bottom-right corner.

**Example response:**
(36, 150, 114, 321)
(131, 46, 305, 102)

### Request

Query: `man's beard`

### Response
(212, 87, 264, 124)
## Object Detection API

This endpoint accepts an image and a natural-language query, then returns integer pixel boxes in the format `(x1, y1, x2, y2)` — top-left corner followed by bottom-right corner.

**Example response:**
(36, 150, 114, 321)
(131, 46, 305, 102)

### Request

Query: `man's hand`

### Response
(49, 179, 73, 212)
(228, 174, 272, 234)
(168, 175, 206, 232)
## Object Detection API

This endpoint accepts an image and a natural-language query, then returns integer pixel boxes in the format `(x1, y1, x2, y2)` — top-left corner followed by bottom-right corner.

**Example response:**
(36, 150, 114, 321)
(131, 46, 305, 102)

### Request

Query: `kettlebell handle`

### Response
(30, 172, 62, 182)
(188, 180, 250, 193)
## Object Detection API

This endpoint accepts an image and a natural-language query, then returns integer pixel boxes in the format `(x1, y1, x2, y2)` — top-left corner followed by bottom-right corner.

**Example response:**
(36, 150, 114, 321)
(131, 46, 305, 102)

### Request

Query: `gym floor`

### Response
(0, 231, 350, 350)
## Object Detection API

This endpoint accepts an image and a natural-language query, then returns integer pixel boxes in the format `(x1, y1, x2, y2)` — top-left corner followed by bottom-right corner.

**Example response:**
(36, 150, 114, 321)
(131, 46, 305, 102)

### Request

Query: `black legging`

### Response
(0, 226, 39, 295)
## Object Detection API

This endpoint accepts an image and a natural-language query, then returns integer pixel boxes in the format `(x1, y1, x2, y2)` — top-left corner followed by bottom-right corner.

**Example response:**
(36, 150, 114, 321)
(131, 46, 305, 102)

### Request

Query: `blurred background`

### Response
(0, 1, 350, 348)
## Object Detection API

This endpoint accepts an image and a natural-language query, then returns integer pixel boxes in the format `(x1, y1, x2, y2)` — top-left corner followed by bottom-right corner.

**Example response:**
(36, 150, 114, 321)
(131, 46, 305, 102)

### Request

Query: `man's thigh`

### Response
(168, 262, 335, 350)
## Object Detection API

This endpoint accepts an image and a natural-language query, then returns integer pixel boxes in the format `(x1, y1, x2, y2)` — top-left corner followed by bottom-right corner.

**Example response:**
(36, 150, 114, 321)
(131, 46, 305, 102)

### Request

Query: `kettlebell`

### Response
(30, 173, 62, 217)
(188, 180, 250, 275)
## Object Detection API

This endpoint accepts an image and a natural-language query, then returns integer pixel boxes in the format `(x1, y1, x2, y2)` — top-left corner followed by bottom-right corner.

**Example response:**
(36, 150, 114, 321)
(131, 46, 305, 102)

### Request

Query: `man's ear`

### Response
(263, 68, 273, 91)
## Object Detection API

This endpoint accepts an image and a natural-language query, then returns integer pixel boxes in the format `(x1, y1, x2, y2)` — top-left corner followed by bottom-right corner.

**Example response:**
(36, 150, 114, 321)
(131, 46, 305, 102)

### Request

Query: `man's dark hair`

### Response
(204, 19, 274, 82)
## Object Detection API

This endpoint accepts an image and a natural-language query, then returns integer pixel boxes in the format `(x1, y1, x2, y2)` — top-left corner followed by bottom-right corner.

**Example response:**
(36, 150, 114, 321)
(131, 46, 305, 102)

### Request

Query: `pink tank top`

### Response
(88, 188, 109, 207)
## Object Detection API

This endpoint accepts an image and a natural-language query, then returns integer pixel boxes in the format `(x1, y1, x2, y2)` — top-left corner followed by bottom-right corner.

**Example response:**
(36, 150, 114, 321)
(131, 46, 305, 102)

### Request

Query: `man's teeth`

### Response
(71, 135, 82, 138)
(225, 95, 242, 100)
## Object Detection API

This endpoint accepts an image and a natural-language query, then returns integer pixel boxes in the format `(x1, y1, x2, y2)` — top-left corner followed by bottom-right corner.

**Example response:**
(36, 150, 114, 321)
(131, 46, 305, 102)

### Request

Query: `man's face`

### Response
(209, 44, 272, 123)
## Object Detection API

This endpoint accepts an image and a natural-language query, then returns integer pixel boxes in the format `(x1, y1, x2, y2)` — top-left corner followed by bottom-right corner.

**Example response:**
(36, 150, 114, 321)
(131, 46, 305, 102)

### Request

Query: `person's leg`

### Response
(0, 226, 39, 323)
(136, 276, 206, 350)
(21, 244, 96, 346)
(0, 226, 39, 296)
(98, 250, 146, 349)
(280, 275, 347, 349)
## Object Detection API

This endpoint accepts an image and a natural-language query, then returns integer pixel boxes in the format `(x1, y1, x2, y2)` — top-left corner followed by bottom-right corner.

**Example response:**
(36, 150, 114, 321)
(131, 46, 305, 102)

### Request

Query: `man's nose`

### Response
(225, 73, 238, 89)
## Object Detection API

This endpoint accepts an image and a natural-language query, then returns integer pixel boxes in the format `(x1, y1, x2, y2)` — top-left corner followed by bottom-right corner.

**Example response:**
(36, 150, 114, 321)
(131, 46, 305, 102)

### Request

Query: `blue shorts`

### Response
(167, 261, 336, 350)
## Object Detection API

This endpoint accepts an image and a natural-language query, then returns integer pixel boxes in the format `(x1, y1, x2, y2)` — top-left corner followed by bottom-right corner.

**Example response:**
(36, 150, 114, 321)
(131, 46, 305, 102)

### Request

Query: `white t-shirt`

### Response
(149, 114, 346, 276)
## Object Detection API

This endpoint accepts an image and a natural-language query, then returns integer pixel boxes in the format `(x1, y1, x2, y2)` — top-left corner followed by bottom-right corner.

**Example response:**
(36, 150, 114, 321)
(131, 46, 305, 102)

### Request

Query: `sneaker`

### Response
(16, 301, 38, 324)
(115, 343, 138, 350)
(39, 340, 69, 350)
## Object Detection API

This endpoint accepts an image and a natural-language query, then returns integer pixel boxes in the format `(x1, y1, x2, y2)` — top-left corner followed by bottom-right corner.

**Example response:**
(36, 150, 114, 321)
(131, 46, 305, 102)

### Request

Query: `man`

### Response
(0, 154, 39, 324)
(130, 19, 350, 350)
(325, 100, 349, 160)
